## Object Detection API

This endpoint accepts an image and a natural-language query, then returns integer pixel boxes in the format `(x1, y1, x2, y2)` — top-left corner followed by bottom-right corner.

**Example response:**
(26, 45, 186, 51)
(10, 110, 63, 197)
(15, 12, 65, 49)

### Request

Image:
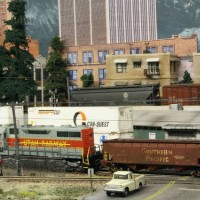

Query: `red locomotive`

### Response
(102, 139, 200, 176)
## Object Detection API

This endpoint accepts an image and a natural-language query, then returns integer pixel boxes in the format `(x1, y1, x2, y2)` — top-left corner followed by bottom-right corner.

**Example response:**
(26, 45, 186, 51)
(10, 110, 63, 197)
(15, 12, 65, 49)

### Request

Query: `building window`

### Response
(114, 49, 125, 55)
(99, 69, 106, 80)
(148, 62, 159, 74)
(68, 70, 77, 80)
(116, 63, 127, 73)
(130, 48, 140, 54)
(148, 47, 157, 53)
(67, 52, 77, 64)
(83, 51, 93, 64)
(162, 46, 174, 53)
(98, 50, 108, 63)
(83, 69, 93, 75)
(133, 61, 141, 68)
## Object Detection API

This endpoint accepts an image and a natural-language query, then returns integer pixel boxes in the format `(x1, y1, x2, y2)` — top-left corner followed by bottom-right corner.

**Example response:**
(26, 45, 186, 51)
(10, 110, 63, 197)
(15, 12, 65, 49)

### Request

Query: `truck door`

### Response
(129, 174, 135, 191)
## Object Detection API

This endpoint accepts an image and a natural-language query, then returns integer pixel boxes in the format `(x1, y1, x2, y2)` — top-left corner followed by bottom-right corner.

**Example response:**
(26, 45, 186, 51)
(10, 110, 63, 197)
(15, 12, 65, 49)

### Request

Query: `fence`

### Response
(1, 157, 67, 177)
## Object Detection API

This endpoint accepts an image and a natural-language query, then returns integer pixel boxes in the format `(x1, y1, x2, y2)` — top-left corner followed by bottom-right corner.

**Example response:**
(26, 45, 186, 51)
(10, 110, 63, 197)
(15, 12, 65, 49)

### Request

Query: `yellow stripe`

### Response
(19, 142, 70, 146)
(144, 181, 175, 200)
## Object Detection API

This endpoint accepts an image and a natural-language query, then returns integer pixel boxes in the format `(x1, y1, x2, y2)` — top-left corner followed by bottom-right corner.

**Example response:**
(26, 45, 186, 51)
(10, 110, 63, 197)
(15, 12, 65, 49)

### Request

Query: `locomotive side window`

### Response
(68, 132, 81, 138)
(9, 128, 19, 134)
(57, 131, 81, 138)
(26, 130, 50, 134)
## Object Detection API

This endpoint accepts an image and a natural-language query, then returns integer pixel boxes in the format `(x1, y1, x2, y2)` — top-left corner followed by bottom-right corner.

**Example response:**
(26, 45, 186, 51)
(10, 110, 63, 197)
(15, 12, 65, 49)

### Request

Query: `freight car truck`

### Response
(104, 171, 145, 197)
(28, 106, 134, 145)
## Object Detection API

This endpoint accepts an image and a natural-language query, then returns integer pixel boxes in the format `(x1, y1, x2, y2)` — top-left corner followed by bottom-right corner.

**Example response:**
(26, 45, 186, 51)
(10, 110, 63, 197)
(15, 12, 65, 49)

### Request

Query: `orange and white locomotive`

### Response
(0, 124, 102, 171)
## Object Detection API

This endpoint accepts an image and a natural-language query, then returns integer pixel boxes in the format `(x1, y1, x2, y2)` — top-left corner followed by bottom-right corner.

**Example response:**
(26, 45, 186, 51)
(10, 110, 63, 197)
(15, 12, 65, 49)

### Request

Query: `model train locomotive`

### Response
(102, 139, 200, 176)
(0, 124, 102, 171)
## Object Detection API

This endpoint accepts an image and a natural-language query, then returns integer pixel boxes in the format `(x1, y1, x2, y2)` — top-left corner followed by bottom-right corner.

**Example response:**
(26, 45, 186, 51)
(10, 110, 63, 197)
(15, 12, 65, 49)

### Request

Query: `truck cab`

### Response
(104, 171, 145, 197)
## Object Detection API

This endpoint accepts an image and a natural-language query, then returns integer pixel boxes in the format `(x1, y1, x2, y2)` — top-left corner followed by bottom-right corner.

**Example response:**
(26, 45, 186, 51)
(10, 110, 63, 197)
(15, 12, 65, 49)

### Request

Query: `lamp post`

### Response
(34, 55, 46, 107)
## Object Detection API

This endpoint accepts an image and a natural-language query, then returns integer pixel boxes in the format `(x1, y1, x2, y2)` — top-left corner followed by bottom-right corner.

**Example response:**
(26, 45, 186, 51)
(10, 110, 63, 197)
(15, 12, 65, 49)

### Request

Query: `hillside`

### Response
(26, 0, 59, 57)
(157, 0, 200, 50)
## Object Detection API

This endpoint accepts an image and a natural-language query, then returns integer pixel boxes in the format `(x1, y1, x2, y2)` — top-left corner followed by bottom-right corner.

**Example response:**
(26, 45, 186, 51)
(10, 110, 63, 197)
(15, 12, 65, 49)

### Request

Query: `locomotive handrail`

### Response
(82, 147, 90, 166)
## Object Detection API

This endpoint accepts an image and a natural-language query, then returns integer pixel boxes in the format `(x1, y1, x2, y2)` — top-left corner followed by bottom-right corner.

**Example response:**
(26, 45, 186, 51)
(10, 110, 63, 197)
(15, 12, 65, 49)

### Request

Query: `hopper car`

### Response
(102, 139, 200, 176)
(0, 124, 102, 171)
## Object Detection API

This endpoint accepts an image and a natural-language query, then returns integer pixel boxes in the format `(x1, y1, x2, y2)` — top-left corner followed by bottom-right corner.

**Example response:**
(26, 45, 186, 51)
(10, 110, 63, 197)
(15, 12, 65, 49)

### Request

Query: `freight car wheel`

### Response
(191, 171, 200, 177)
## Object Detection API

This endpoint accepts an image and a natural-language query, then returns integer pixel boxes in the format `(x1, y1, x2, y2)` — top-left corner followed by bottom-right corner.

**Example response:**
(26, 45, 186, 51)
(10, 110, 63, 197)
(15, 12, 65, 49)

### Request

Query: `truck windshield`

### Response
(114, 174, 128, 179)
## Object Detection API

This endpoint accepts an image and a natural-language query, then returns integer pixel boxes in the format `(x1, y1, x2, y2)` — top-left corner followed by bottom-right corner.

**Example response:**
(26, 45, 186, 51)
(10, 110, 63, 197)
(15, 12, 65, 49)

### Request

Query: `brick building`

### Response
(64, 34, 198, 89)
(58, 0, 198, 95)
(0, 0, 39, 58)
(58, 0, 157, 46)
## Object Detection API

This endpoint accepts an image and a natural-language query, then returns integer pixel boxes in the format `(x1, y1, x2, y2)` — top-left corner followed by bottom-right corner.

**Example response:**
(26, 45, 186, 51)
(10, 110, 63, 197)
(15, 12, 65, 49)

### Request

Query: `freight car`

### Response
(0, 124, 102, 171)
(102, 139, 200, 176)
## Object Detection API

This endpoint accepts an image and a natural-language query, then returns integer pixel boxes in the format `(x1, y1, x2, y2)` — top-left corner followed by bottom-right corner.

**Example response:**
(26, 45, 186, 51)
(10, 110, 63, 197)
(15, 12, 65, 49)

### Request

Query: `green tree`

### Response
(45, 36, 67, 101)
(0, 0, 37, 103)
(80, 73, 94, 87)
(179, 70, 193, 84)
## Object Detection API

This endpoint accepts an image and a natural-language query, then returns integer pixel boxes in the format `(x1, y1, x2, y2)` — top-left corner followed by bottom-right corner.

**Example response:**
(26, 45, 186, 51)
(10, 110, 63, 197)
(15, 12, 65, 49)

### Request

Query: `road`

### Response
(84, 177, 200, 200)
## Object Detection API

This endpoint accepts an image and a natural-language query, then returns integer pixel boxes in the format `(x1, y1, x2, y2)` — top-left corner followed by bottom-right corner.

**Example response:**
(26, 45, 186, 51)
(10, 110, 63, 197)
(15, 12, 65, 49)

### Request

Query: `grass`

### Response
(52, 186, 92, 200)
(17, 191, 38, 199)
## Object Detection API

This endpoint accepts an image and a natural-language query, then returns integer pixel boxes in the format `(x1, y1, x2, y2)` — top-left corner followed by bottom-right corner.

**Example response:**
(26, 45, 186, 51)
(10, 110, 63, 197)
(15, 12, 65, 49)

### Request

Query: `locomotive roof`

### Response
(4, 124, 91, 131)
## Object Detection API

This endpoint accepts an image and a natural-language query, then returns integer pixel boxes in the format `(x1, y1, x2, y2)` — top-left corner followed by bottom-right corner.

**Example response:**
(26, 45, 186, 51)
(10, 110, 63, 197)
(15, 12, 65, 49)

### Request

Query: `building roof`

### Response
(132, 110, 200, 128)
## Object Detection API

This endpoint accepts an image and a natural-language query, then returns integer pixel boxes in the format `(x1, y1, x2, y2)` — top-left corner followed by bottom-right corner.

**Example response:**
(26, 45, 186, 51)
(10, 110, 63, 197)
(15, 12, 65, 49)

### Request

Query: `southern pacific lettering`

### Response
(142, 148, 173, 156)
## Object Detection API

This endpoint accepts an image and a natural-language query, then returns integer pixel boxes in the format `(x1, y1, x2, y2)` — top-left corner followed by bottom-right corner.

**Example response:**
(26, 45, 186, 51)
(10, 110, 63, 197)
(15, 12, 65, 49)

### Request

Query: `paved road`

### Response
(83, 183, 200, 200)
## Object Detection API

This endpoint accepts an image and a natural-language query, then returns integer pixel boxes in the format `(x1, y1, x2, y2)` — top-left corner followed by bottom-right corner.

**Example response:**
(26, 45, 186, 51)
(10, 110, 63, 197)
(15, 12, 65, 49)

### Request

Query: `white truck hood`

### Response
(107, 179, 129, 186)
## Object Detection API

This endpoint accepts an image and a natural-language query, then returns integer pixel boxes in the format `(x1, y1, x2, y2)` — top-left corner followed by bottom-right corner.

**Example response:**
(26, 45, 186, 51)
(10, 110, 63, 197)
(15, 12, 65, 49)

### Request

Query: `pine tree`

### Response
(80, 73, 94, 87)
(0, 0, 37, 102)
(180, 70, 193, 84)
(45, 36, 67, 101)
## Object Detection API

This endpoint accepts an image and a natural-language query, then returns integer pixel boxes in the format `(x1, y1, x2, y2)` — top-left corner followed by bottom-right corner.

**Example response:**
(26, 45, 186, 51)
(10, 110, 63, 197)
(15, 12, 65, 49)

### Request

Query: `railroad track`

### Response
(0, 175, 199, 185)
(0, 176, 110, 183)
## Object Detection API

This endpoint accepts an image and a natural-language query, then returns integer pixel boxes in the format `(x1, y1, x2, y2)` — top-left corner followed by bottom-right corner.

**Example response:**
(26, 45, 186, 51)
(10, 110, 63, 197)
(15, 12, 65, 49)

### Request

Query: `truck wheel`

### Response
(123, 188, 129, 197)
(138, 182, 143, 190)
(106, 191, 111, 196)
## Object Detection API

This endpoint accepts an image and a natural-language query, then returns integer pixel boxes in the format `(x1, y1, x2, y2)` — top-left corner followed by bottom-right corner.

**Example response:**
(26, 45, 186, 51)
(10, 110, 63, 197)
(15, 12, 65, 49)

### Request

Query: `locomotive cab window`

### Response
(9, 128, 19, 134)
(57, 131, 81, 138)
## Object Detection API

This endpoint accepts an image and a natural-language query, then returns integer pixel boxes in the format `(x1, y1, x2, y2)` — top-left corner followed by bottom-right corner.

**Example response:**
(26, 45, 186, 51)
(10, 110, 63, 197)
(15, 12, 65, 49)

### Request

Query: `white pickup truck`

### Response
(104, 171, 146, 197)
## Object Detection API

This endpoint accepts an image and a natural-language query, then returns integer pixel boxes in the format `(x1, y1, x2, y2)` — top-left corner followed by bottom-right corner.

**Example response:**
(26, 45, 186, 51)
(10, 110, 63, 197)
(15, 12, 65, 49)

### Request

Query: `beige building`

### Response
(105, 53, 179, 96)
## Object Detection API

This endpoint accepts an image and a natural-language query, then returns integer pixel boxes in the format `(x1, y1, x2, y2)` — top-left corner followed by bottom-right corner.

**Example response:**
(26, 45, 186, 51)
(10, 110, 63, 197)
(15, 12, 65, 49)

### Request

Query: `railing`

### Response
(144, 68, 160, 76)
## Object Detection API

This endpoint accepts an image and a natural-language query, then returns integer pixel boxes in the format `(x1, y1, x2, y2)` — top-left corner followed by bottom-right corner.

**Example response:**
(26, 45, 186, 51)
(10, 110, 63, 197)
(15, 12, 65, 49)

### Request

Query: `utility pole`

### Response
(11, 103, 21, 176)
